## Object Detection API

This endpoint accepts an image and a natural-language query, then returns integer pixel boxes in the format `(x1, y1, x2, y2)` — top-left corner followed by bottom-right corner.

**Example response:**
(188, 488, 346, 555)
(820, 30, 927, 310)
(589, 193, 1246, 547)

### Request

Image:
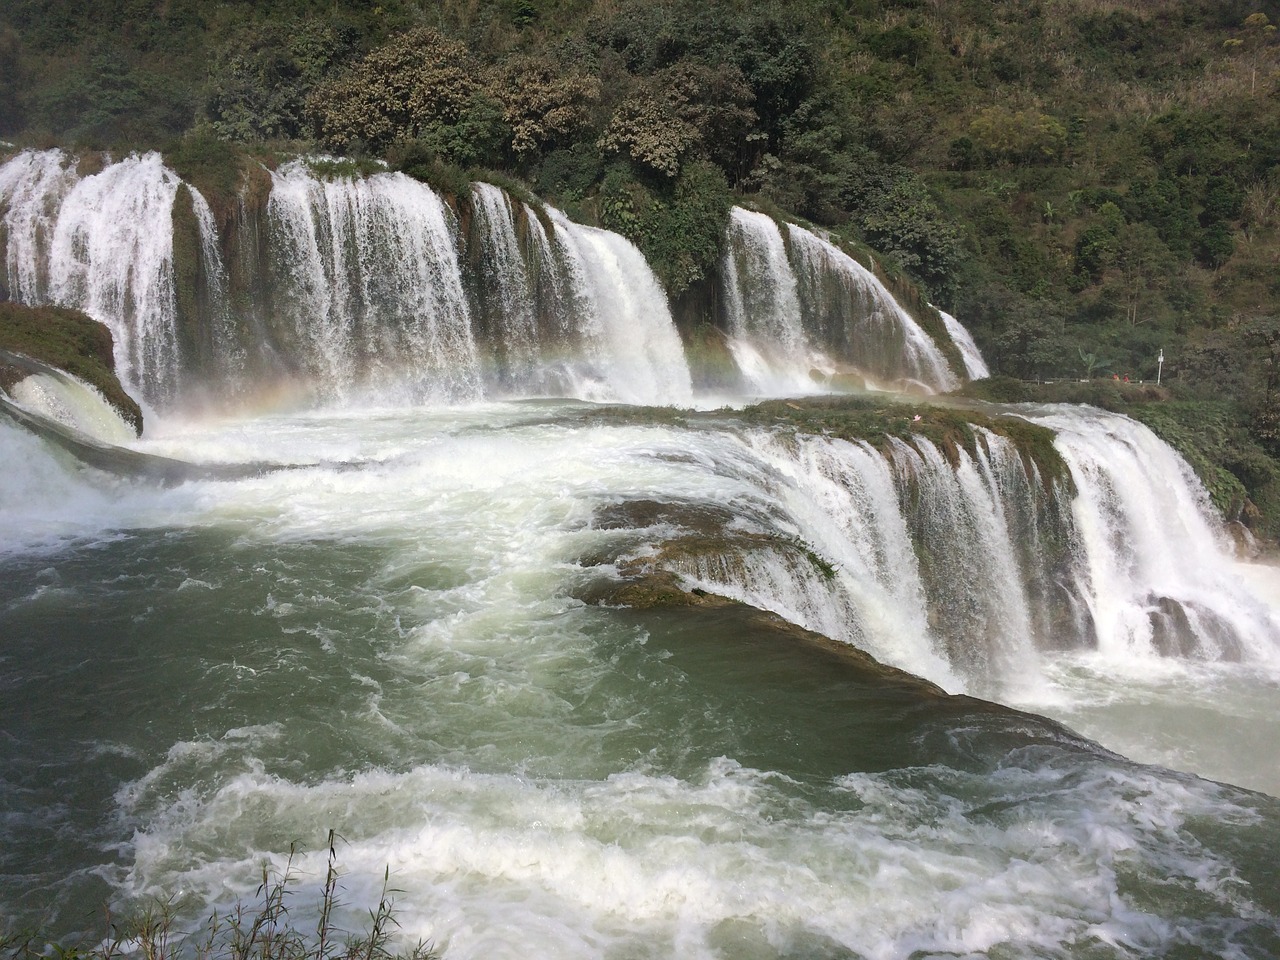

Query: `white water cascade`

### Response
(938, 307, 990, 380)
(1033, 405, 1280, 665)
(0, 149, 79, 305)
(0, 150, 186, 409)
(469, 182, 543, 392)
(670, 426, 1052, 697)
(663, 409, 1279, 701)
(0, 150, 698, 411)
(786, 223, 959, 392)
(722, 208, 818, 395)
(265, 161, 482, 403)
(547, 209, 694, 405)
(720, 207, 960, 394)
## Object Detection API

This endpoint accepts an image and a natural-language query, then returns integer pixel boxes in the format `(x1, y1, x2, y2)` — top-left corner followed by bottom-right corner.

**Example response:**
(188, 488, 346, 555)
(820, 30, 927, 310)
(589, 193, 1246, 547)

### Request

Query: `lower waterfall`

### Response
(3, 393, 1280, 958)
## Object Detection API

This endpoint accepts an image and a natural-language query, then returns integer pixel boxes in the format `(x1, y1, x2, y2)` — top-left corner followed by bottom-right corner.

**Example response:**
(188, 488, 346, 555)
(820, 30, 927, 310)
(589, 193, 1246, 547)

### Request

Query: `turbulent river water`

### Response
(3, 147, 1280, 958)
(3, 398, 1280, 960)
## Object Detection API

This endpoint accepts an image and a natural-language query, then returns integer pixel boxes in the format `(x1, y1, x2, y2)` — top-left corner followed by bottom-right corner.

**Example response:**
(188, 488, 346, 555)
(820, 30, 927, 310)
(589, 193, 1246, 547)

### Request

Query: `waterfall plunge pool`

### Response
(3, 400, 1280, 959)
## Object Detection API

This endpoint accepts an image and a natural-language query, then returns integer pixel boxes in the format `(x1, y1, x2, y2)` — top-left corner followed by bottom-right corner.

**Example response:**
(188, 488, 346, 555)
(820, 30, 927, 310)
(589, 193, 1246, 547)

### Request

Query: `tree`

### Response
(487, 55, 600, 163)
(968, 106, 1067, 166)
(598, 62, 756, 179)
(308, 29, 477, 153)
(860, 177, 962, 300)
(1223, 12, 1278, 96)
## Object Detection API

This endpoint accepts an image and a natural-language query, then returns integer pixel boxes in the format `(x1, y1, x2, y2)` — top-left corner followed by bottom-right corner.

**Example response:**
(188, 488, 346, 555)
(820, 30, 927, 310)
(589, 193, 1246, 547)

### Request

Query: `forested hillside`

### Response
(4, 0, 1280, 534)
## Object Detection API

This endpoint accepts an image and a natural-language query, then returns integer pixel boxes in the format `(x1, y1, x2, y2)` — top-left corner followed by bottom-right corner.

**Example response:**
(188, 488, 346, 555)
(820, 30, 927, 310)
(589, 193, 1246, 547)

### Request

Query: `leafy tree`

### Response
(968, 106, 1067, 166)
(860, 177, 962, 300)
(207, 19, 355, 142)
(1223, 12, 1278, 96)
(598, 62, 754, 179)
(598, 90, 700, 177)
(599, 160, 731, 294)
(487, 55, 600, 163)
(308, 29, 477, 153)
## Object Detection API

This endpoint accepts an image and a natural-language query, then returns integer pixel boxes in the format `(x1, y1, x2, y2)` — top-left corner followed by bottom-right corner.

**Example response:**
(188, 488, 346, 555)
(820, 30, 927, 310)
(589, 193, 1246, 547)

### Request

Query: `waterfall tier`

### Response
(0, 151, 696, 411)
(1, 150, 988, 413)
(719, 208, 964, 395)
(586, 401, 1279, 700)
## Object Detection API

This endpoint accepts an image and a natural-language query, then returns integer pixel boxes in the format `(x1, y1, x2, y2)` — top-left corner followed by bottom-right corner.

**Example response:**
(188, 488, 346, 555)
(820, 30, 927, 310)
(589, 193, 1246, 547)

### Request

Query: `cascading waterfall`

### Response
(673, 427, 1048, 697)
(0, 149, 79, 304)
(265, 161, 482, 402)
(1031, 405, 1280, 665)
(6, 144, 1280, 954)
(785, 223, 958, 392)
(0, 149, 184, 409)
(719, 207, 961, 394)
(938, 307, 990, 380)
(667, 410, 1277, 699)
(546, 209, 693, 405)
(469, 182, 543, 392)
(721, 208, 817, 395)
(0, 150, 699, 410)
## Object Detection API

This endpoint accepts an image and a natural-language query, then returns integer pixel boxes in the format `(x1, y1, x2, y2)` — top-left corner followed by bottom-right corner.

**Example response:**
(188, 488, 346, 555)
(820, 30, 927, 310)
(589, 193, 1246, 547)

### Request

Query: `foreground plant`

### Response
(1, 833, 437, 960)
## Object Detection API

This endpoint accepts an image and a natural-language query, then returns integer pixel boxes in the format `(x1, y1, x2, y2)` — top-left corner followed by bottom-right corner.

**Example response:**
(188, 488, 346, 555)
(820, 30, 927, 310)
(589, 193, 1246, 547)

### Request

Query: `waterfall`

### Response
(0, 151, 700, 410)
(719, 208, 960, 395)
(265, 161, 481, 403)
(469, 183, 542, 392)
(721, 208, 824, 395)
(785, 223, 958, 392)
(937, 308, 990, 380)
(1031, 405, 1280, 665)
(547, 209, 693, 406)
(0, 149, 79, 304)
(662, 409, 1277, 699)
(0, 150, 185, 409)
(673, 428, 1048, 696)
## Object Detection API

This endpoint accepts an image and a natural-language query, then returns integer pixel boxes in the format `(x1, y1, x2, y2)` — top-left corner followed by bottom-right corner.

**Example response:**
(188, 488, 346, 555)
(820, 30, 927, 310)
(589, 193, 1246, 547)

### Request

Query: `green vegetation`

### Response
(0, 302, 142, 434)
(5, 0, 1275, 366)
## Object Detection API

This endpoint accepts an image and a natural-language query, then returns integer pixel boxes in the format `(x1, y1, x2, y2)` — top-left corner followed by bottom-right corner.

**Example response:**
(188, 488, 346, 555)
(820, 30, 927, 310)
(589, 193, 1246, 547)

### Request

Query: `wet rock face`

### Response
(1147, 596, 1244, 662)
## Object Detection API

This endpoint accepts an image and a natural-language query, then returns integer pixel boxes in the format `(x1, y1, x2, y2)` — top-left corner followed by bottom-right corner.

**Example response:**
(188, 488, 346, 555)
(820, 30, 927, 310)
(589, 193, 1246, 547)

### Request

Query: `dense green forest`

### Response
(3, 0, 1280, 537)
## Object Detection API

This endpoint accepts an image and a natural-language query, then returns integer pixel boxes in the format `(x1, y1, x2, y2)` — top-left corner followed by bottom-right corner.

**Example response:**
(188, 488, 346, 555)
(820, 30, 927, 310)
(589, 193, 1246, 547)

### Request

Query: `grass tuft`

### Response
(1, 835, 437, 960)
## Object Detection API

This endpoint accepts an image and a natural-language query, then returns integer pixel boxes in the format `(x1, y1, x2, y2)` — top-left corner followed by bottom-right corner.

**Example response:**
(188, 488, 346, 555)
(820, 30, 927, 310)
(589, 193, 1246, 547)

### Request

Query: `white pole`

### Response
(1157, 348, 1164, 386)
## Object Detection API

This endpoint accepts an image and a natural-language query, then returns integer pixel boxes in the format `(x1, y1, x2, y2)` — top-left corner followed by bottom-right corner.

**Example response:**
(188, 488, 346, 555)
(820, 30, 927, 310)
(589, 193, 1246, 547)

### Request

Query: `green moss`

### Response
(387, 141, 472, 201)
(0, 302, 143, 434)
(738, 394, 1070, 491)
(304, 155, 388, 181)
(162, 129, 246, 226)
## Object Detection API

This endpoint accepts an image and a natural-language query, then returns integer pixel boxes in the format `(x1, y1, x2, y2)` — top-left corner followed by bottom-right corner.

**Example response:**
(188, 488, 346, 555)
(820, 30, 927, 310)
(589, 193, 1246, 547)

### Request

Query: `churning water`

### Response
(3, 401, 1280, 959)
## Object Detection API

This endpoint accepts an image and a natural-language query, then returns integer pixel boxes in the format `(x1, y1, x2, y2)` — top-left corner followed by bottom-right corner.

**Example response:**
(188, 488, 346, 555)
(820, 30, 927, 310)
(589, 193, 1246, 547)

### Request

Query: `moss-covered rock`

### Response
(738, 394, 1071, 490)
(0, 302, 143, 434)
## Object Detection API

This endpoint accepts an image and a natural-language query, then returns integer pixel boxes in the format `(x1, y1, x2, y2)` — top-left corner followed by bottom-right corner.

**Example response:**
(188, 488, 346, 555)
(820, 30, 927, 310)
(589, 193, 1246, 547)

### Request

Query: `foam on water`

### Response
(117, 743, 1278, 960)
(9, 371, 136, 444)
(4, 401, 1280, 955)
